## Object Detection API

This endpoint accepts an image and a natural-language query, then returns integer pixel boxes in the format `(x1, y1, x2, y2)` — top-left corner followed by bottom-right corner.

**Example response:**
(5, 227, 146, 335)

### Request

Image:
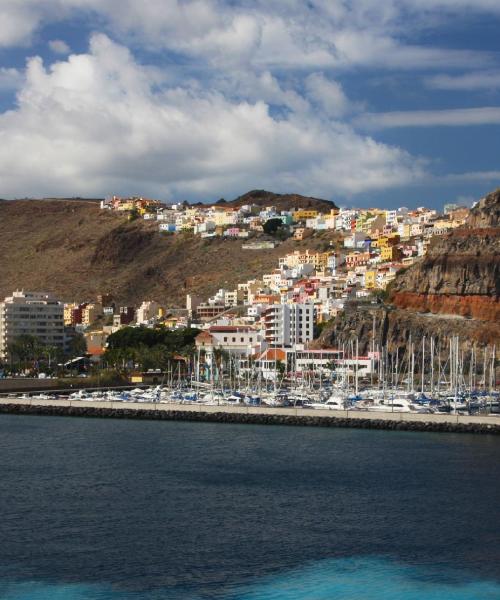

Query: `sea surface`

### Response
(0, 415, 499, 600)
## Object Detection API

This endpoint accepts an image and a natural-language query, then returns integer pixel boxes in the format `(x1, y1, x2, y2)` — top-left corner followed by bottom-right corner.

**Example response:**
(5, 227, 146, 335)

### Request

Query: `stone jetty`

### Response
(0, 398, 499, 434)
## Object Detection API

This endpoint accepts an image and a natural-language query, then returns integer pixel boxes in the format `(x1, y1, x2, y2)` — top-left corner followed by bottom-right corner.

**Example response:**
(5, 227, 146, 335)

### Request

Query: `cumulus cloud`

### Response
(0, 35, 424, 199)
(0, 68, 24, 90)
(48, 39, 70, 54)
(305, 73, 352, 118)
(0, 0, 495, 71)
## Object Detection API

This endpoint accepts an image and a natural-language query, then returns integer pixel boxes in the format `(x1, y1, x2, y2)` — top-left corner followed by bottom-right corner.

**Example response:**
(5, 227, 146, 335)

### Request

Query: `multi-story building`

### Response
(262, 303, 314, 347)
(113, 306, 135, 326)
(64, 302, 88, 326)
(0, 291, 65, 358)
(136, 301, 164, 325)
(82, 303, 103, 326)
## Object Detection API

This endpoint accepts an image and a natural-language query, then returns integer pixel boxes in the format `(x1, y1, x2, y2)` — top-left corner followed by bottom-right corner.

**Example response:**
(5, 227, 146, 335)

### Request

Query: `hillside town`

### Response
(0, 196, 472, 381)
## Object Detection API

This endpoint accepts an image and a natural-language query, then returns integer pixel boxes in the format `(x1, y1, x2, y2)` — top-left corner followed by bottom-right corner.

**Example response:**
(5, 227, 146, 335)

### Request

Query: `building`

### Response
(195, 326, 263, 357)
(0, 291, 65, 359)
(64, 302, 87, 326)
(293, 209, 319, 222)
(136, 301, 164, 325)
(293, 227, 313, 241)
(81, 303, 103, 326)
(113, 306, 135, 326)
(262, 303, 314, 347)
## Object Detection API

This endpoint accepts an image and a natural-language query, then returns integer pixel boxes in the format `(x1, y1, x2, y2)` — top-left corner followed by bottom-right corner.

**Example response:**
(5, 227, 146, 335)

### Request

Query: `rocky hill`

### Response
(0, 195, 335, 306)
(317, 189, 500, 353)
(205, 190, 337, 213)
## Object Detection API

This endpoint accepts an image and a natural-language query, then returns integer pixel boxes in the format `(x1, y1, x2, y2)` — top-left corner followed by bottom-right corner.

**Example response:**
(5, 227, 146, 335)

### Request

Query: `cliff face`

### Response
(390, 231, 500, 321)
(466, 189, 500, 228)
(389, 189, 500, 323)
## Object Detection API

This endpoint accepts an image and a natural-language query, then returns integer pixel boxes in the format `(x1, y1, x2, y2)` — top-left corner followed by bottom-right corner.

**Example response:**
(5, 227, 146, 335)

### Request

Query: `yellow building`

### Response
(380, 246, 401, 262)
(293, 209, 319, 222)
(365, 270, 377, 289)
(310, 251, 331, 270)
(63, 303, 78, 326)
(82, 303, 103, 326)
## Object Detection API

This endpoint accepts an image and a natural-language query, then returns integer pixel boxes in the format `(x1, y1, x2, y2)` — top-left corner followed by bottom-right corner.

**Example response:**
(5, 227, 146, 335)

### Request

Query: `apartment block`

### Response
(263, 303, 314, 347)
(0, 291, 65, 358)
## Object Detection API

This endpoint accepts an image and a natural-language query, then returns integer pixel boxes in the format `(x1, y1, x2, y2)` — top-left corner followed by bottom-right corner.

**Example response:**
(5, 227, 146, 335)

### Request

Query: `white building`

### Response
(136, 301, 163, 325)
(195, 325, 265, 357)
(263, 303, 314, 347)
(0, 291, 65, 359)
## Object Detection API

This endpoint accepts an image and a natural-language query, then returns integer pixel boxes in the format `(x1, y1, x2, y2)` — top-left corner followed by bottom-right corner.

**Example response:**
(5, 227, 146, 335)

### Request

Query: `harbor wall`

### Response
(0, 399, 498, 434)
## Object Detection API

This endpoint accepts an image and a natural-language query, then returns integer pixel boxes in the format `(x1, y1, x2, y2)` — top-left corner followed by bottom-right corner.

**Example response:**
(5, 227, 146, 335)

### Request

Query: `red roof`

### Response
(257, 348, 287, 362)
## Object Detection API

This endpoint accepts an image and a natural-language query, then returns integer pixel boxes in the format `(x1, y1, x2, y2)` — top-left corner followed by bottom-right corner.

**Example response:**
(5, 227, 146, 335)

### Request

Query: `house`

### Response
(293, 227, 313, 241)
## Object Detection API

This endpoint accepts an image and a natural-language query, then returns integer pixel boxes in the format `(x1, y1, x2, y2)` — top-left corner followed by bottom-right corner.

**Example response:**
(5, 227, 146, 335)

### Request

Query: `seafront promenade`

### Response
(0, 397, 498, 434)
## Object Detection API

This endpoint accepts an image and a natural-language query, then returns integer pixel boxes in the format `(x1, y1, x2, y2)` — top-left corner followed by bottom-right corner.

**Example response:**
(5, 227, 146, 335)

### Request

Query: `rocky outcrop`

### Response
(466, 188, 500, 228)
(315, 301, 498, 357)
(389, 190, 500, 325)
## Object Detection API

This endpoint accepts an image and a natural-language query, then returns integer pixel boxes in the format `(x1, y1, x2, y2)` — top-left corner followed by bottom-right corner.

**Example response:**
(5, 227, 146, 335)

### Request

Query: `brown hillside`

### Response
(204, 190, 337, 213)
(0, 199, 339, 306)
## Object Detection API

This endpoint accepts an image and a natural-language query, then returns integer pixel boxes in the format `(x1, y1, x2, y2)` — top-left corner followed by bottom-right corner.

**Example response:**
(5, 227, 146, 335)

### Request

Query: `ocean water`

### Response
(0, 416, 498, 600)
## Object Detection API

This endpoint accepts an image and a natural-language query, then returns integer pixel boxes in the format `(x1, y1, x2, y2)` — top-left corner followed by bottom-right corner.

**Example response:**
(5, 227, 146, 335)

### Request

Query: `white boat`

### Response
(363, 395, 425, 413)
(306, 394, 348, 410)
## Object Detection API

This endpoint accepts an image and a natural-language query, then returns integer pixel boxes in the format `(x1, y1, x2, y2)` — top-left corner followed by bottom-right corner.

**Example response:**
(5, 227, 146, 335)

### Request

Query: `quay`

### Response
(0, 398, 499, 434)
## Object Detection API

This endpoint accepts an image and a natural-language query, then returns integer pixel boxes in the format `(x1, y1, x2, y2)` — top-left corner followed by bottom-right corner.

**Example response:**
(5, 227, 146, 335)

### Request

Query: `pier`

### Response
(0, 398, 498, 434)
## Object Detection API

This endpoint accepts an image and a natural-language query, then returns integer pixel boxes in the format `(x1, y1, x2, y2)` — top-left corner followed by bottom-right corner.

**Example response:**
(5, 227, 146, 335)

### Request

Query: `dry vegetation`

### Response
(0, 199, 341, 306)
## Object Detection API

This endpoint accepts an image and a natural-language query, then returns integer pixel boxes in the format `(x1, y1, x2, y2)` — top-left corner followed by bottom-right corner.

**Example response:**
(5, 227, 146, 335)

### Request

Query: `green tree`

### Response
(263, 218, 283, 235)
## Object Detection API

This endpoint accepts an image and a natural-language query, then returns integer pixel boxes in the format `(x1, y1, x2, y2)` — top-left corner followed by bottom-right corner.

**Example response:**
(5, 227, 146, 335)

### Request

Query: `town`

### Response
(0, 196, 473, 386)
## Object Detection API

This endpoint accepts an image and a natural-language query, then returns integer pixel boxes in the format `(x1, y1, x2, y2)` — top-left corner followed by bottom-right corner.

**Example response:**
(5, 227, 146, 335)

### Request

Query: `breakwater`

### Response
(0, 399, 499, 434)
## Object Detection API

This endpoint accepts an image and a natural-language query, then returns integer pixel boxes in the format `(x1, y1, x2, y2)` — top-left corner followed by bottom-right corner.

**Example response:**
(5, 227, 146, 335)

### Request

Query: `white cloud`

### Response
(426, 71, 500, 90)
(49, 39, 70, 54)
(443, 170, 500, 182)
(356, 106, 500, 129)
(0, 0, 43, 47)
(305, 73, 350, 118)
(0, 35, 424, 199)
(0, 0, 496, 73)
(0, 68, 24, 90)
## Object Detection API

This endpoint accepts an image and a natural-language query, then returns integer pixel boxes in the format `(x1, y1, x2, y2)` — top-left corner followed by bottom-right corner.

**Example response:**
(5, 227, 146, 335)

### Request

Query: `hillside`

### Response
(205, 190, 337, 213)
(0, 198, 337, 306)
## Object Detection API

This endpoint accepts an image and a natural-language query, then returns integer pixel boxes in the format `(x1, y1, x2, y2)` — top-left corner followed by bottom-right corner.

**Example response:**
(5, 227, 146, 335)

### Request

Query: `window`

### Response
(224, 337, 227, 342)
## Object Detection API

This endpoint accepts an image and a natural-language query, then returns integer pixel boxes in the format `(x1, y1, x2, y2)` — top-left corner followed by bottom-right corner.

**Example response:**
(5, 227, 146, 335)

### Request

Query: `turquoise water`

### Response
(0, 416, 499, 599)
(2, 558, 500, 599)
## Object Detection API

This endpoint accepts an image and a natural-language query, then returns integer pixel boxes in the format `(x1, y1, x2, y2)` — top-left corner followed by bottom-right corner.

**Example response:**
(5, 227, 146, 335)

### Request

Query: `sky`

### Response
(0, 1, 499, 209)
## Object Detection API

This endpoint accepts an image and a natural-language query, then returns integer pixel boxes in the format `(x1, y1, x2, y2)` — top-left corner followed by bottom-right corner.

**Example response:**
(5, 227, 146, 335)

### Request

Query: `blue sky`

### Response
(0, 1, 499, 209)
